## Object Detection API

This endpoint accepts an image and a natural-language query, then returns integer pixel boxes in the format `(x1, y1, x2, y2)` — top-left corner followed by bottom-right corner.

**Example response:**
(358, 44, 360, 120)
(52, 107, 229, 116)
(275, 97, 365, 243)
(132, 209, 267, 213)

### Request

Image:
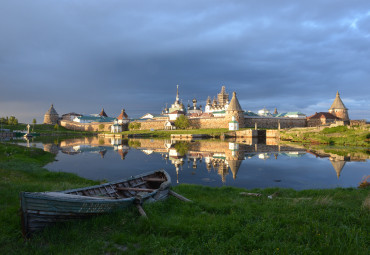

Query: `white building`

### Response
(168, 110, 185, 121)
(111, 119, 123, 133)
(140, 113, 154, 119)
(73, 115, 114, 123)
(228, 116, 239, 131)
(258, 107, 272, 117)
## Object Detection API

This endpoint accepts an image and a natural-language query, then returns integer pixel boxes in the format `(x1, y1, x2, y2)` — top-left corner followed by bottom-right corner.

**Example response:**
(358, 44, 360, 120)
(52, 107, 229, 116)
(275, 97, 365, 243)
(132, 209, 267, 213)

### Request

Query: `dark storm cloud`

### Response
(0, 0, 369, 122)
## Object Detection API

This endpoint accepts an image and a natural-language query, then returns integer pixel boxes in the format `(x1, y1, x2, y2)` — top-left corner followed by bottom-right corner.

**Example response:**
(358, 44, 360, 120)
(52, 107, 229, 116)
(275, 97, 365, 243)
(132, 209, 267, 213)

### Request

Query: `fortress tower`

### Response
(328, 91, 349, 122)
(226, 92, 245, 128)
(43, 104, 59, 125)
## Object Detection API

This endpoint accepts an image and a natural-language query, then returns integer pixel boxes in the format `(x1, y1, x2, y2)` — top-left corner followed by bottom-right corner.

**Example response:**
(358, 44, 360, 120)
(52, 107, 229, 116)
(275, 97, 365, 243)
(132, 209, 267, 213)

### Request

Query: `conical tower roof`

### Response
(226, 92, 243, 112)
(117, 109, 128, 120)
(329, 159, 346, 178)
(45, 104, 58, 115)
(99, 108, 108, 117)
(329, 91, 347, 110)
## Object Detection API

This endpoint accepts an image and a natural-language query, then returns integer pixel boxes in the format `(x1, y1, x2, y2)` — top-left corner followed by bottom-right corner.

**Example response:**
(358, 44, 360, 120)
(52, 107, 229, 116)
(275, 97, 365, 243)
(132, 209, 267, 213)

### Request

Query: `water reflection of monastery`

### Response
(124, 139, 368, 184)
(42, 137, 130, 160)
(40, 137, 369, 184)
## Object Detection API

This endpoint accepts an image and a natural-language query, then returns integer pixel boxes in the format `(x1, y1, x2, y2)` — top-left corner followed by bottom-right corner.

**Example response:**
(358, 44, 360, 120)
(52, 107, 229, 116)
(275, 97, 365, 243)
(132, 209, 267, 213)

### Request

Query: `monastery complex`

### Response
(44, 86, 357, 132)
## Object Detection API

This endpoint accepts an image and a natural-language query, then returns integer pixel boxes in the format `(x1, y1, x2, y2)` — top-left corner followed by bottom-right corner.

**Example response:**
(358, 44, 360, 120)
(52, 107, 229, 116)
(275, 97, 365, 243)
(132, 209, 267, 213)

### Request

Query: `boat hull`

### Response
(20, 170, 171, 237)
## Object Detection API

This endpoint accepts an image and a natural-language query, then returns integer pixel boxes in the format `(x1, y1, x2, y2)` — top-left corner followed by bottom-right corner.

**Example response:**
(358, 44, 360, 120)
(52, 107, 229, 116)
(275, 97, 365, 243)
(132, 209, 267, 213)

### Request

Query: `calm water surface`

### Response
(19, 137, 369, 190)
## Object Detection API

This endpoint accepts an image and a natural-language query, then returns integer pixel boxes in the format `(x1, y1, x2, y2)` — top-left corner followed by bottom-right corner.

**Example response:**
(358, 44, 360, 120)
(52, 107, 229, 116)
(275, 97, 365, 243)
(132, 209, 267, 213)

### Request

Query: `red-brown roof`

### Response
(307, 112, 338, 120)
(117, 109, 128, 120)
(169, 110, 185, 114)
(99, 108, 108, 117)
(188, 112, 214, 118)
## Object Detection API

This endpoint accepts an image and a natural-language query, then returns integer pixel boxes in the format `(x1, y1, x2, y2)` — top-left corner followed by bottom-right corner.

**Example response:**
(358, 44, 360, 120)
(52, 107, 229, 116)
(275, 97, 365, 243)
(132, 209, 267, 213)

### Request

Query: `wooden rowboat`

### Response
(20, 169, 178, 237)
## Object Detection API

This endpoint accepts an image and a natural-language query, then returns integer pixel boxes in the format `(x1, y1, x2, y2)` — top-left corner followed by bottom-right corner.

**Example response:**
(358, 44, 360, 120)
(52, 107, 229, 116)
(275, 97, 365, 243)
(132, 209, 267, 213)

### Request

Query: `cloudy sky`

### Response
(1, 0, 369, 123)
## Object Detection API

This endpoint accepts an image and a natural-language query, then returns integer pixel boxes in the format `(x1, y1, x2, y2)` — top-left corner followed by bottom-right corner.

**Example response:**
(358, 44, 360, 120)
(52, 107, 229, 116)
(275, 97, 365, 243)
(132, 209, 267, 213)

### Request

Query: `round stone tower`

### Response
(43, 104, 59, 124)
(328, 91, 349, 122)
(226, 92, 245, 128)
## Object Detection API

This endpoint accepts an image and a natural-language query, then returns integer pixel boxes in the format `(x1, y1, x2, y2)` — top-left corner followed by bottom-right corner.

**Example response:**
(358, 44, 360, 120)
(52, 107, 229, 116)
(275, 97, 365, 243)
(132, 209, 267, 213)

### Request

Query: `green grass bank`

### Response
(280, 125, 370, 146)
(0, 143, 369, 254)
(1, 123, 94, 136)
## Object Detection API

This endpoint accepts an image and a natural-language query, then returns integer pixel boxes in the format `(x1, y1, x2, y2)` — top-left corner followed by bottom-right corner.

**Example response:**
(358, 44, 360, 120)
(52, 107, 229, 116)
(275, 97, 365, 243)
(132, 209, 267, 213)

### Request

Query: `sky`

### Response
(1, 0, 369, 123)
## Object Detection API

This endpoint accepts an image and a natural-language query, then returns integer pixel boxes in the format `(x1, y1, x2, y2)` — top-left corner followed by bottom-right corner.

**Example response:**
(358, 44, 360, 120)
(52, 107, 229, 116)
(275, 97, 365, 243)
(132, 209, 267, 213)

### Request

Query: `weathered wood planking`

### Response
(20, 169, 171, 237)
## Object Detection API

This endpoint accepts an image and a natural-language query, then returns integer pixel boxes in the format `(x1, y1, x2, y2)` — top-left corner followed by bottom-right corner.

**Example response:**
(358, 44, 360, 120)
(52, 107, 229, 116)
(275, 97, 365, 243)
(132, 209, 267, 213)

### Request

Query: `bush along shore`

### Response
(280, 125, 370, 146)
(0, 143, 369, 254)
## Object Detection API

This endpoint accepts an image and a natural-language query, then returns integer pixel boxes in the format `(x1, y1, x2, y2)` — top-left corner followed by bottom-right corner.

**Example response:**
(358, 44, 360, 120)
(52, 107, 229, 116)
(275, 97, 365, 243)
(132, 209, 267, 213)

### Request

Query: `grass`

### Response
(1, 123, 94, 135)
(0, 142, 369, 254)
(280, 125, 370, 146)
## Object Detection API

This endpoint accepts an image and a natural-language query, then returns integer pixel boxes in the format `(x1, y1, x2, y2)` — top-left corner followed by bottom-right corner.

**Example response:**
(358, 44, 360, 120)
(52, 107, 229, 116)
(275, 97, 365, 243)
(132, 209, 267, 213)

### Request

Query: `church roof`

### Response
(45, 104, 58, 115)
(329, 91, 347, 110)
(169, 110, 185, 114)
(307, 112, 338, 120)
(117, 109, 128, 120)
(77, 115, 114, 122)
(244, 111, 259, 116)
(227, 92, 243, 112)
(99, 108, 108, 117)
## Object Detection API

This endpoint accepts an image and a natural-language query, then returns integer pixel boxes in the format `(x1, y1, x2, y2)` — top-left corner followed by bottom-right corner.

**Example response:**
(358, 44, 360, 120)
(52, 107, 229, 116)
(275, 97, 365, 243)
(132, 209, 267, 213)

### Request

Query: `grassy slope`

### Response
(280, 125, 370, 146)
(1, 123, 93, 135)
(0, 143, 99, 253)
(0, 143, 369, 254)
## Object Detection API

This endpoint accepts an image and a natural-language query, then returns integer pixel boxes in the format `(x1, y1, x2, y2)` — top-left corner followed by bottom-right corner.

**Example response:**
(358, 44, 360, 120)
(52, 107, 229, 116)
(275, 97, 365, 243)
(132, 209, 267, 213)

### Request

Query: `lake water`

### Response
(18, 136, 369, 190)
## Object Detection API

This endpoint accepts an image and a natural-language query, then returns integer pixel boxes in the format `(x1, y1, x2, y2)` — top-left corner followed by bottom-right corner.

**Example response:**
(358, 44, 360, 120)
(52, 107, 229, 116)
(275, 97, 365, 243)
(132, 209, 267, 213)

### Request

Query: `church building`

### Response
(168, 85, 186, 113)
(204, 86, 230, 114)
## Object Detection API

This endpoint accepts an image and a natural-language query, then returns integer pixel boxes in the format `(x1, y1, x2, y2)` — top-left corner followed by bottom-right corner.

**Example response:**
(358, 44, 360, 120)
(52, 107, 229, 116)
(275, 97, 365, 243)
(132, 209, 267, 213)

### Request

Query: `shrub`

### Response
(129, 122, 141, 130)
(98, 124, 105, 131)
(174, 115, 189, 129)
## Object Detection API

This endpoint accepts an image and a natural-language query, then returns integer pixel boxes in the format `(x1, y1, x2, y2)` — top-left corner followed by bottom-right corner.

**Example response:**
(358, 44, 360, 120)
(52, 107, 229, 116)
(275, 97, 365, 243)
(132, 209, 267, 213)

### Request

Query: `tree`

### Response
(54, 124, 59, 131)
(174, 115, 189, 129)
(32, 118, 37, 131)
(8, 116, 17, 125)
(129, 122, 141, 130)
(98, 124, 105, 131)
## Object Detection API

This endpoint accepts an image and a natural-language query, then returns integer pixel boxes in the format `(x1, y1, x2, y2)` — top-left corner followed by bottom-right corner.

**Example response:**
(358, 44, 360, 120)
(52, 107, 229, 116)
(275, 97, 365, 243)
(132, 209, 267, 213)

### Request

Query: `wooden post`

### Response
(135, 204, 148, 218)
(169, 190, 192, 202)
